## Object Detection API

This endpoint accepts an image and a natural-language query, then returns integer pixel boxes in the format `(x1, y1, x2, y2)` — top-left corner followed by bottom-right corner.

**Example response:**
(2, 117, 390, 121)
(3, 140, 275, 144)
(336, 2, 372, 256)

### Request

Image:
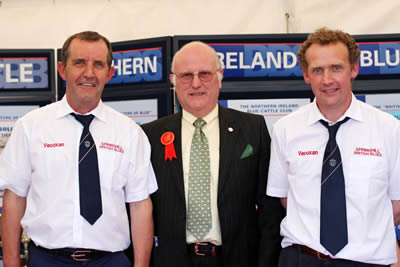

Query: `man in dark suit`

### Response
(142, 41, 284, 267)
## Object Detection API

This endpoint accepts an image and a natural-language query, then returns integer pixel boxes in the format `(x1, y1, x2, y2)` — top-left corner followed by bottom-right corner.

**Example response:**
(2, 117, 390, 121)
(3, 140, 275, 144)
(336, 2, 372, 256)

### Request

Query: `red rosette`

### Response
(161, 131, 177, 161)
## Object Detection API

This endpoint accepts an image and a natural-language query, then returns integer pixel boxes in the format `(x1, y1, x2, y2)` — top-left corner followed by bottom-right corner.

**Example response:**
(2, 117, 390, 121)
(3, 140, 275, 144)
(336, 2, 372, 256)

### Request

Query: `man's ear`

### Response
(217, 69, 223, 89)
(57, 62, 66, 80)
(302, 68, 311, 84)
(106, 66, 115, 82)
(217, 71, 223, 81)
(351, 62, 359, 80)
(170, 74, 176, 86)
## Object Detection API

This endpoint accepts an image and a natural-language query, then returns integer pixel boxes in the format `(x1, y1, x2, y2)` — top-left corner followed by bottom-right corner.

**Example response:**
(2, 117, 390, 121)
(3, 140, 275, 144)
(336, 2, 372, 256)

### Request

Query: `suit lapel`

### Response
(218, 106, 240, 195)
(164, 112, 186, 202)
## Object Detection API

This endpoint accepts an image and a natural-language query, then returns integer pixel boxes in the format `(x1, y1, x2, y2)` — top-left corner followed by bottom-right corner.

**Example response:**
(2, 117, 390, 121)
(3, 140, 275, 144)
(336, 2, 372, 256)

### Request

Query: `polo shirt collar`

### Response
(307, 93, 363, 126)
(55, 96, 107, 122)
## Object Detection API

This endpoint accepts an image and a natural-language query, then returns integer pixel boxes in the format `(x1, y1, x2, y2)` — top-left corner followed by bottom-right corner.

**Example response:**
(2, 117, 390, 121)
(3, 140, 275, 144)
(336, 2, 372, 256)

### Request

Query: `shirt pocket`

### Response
(31, 139, 71, 185)
(97, 144, 129, 190)
(289, 149, 323, 184)
(346, 147, 387, 199)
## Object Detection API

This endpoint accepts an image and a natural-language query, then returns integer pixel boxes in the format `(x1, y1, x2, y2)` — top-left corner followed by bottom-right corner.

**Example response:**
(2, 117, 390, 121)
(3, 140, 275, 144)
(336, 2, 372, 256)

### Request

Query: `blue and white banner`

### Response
(360, 93, 400, 120)
(109, 47, 163, 85)
(209, 41, 400, 78)
(219, 98, 310, 133)
(358, 42, 400, 75)
(105, 99, 158, 125)
(0, 105, 39, 152)
(0, 57, 49, 89)
(212, 43, 302, 78)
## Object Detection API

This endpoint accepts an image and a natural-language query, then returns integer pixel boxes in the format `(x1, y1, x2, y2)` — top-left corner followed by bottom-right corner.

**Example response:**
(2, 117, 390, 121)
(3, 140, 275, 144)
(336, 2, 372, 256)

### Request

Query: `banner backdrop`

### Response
(0, 57, 49, 89)
(110, 47, 163, 84)
(105, 99, 158, 125)
(219, 98, 310, 133)
(210, 41, 400, 79)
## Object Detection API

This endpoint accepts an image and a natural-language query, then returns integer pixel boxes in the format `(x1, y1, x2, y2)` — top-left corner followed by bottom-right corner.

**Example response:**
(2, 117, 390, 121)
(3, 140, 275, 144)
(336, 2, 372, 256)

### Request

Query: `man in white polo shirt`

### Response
(267, 27, 400, 266)
(0, 31, 157, 267)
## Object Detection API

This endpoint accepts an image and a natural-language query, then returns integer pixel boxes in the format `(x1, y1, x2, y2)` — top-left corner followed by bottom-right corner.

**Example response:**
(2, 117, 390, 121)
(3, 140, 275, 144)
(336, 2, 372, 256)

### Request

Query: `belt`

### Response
(29, 241, 111, 261)
(291, 244, 332, 260)
(187, 242, 222, 257)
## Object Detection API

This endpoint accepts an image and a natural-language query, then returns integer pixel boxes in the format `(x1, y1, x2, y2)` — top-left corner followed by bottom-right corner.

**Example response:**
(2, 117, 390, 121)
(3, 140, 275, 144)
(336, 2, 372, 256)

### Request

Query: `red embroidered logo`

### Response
(43, 143, 64, 148)
(298, 150, 318, 156)
(99, 142, 124, 153)
(353, 147, 382, 157)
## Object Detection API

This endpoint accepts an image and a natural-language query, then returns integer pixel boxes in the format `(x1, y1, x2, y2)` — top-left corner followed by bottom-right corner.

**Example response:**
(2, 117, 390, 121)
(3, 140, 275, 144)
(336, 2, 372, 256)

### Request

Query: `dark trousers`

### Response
(279, 246, 390, 267)
(28, 242, 131, 267)
(188, 254, 223, 267)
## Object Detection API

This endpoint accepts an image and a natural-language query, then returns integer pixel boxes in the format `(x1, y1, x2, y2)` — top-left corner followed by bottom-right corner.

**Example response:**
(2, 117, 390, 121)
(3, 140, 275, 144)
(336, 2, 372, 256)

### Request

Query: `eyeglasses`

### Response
(174, 69, 221, 83)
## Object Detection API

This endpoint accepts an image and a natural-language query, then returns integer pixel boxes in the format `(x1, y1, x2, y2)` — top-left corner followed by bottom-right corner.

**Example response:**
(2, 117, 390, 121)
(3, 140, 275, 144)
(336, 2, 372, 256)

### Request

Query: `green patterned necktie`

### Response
(187, 118, 212, 240)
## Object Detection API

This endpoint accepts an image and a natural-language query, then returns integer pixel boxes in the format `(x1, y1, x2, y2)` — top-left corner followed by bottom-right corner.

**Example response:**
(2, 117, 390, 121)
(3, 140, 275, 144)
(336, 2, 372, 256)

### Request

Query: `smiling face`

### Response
(171, 42, 223, 118)
(303, 42, 358, 121)
(57, 38, 115, 114)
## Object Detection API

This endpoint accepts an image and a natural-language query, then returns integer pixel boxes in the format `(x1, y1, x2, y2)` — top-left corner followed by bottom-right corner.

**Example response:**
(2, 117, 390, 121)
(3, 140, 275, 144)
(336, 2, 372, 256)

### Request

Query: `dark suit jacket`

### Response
(142, 106, 284, 267)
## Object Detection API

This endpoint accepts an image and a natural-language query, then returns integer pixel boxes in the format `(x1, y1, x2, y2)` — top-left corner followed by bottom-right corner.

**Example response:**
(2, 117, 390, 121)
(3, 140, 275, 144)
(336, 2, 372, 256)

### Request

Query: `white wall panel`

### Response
(289, 0, 400, 34)
(0, 0, 287, 48)
(0, 0, 398, 49)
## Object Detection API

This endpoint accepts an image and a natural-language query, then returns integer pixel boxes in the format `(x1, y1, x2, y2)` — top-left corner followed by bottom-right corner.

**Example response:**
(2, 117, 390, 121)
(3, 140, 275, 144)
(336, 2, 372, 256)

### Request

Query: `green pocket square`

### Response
(240, 144, 254, 159)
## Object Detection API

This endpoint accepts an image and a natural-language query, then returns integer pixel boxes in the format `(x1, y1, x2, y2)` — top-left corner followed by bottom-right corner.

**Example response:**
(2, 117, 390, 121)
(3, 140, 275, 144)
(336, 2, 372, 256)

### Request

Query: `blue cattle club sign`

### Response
(209, 41, 400, 78)
(109, 46, 163, 84)
(0, 57, 49, 89)
(2, 41, 399, 89)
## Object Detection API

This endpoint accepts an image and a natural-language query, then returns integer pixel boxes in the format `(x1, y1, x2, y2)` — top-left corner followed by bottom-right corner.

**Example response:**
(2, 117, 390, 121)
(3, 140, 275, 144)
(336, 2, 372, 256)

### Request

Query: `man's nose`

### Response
(83, 64, 95, 78)
(322, 70, 333, 85)
(191, 74, 202, 88)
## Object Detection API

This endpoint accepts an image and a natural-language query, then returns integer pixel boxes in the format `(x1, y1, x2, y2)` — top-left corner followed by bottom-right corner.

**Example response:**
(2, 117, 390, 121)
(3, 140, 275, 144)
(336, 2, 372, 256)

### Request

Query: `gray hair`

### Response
(170, 41, 222, 73)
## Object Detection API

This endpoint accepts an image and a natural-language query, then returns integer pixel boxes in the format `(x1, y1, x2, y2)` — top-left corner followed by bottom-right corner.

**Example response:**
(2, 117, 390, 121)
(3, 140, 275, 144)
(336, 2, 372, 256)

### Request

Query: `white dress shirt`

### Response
(0, 96, 158, 252)
(182, 105, 222, 245)
(267, 95, 400, 265)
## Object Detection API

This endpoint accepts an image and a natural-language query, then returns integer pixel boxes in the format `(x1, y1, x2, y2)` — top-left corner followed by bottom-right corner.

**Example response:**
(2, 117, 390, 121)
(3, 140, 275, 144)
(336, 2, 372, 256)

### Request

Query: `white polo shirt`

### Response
(0, 96, 158, 252)
(267, 95, 400, 265)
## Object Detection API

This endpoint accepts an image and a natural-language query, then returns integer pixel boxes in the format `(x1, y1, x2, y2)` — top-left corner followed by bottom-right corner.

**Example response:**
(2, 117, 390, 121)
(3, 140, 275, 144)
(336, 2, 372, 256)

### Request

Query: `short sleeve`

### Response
(124, 127, 158, 202)
(0, 118, 32, 197)
(267, 122, 289, 198)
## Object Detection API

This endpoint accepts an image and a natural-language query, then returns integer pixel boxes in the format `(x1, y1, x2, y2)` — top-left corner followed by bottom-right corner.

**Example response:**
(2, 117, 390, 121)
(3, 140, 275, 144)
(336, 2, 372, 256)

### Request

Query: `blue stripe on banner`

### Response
(205, 41, 400, 78)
